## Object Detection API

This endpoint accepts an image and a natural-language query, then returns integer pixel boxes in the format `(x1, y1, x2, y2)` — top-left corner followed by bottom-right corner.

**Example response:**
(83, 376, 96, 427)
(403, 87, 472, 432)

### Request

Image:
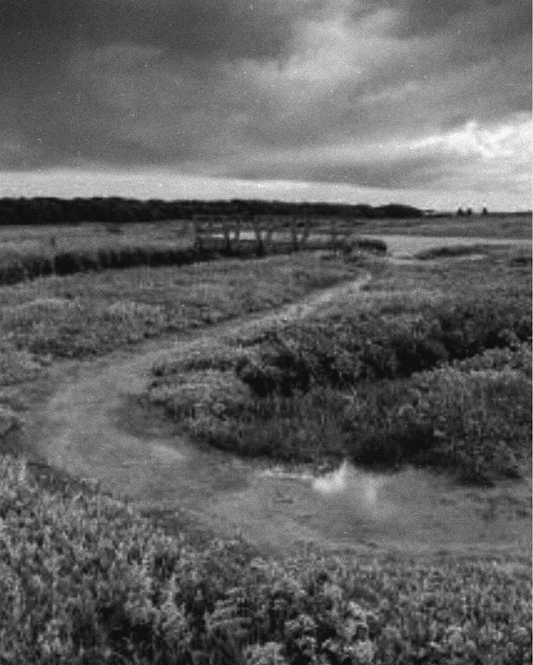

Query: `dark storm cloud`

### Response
(353, 0, 531, 45)
(349, 0, 531, 119)
(0, 0, 530, 204)
(0, 0, 318, 68)
(351, 0, 531, 116)
(0, 0, 324, 168)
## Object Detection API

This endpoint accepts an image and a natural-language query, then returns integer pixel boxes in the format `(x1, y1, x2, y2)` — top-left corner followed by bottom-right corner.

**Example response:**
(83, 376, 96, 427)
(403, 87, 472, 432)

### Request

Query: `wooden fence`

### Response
(192, 215, 349, 255)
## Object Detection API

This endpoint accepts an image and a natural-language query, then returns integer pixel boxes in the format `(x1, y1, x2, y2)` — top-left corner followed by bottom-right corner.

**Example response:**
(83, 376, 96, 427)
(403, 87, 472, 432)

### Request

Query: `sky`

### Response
(0, 0, 531, 210)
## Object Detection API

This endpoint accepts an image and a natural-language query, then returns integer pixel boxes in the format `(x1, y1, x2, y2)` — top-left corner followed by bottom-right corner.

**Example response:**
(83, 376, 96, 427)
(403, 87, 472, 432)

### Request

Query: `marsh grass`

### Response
(342, 353, 532, 481)
(0, 253, 361, 360)
(0, 234, 531, 661)
(149, 252, 532, 482)
(0, 244, 212, 286)
(414, 244, 490, 260)
(0, 453, 530, 664)
(0, 250, 362, 464)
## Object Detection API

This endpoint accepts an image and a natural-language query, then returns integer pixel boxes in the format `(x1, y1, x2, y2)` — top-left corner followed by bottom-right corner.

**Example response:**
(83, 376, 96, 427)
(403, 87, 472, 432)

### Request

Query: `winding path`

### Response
(25, 268, 531, 557)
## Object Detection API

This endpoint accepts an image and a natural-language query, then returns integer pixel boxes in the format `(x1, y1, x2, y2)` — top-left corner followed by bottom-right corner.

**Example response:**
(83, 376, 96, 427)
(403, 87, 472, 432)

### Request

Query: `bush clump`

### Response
(415, 244, 489, 260)
(0, 245, 217, 286)
(343, 356, 532, 481)
(0, 455, 530, 664)
(235, 294, 531, 397)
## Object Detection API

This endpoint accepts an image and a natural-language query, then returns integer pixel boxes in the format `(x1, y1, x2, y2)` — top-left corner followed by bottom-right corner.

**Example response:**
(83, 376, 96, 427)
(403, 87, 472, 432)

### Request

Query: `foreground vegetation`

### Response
(0, 454, 530, 664)
(0, 228, 531, 662)
(149, 249, 532, 483)
(0, 252, 363, 450)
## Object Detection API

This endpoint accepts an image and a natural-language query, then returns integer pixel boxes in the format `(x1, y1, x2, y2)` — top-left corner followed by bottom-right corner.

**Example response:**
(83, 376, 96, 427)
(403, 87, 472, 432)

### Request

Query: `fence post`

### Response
(193, 215, 203, 252)
(290, 216, 299, 251)
(233, 216, 242, 251)
(222, 217, 232, 254)
(300, 217, 310, 249)
(330, 218, 339, 252)
(264, 218, 274, 254)
(254, 217, 265, 256)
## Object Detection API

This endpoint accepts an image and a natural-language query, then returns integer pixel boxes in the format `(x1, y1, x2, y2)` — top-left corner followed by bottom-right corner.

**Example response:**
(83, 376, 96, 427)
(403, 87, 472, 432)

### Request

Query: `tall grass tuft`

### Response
(0, 245, 216, 286)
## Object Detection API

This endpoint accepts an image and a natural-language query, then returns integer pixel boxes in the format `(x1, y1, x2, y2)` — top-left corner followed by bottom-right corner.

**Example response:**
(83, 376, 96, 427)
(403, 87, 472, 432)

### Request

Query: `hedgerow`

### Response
(0, 245, 215, 286)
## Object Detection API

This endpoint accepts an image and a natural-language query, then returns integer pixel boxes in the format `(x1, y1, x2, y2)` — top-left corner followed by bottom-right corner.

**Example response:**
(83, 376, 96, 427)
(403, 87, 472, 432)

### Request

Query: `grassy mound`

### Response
(414, 244, 490, 260)
(149, 256, 532, 483)
(0, 455, 530, 664)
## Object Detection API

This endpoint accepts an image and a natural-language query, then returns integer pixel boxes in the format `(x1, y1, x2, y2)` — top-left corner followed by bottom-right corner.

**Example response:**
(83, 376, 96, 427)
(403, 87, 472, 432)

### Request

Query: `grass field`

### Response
(149, 245, 531, 484)
(0, 219, 531, 663)
(354, 212, 531, 239)
(0, 213, 529, 286)
(0, 250, 364, 454)
(0, 219, 195, 255)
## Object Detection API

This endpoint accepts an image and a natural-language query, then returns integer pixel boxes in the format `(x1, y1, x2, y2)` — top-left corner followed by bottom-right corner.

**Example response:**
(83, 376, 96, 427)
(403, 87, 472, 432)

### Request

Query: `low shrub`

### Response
(0, 254, 54, 285)
(185, 387, 347, 463)
(152, 334, 532, 481)
(234, 293, 531, 397)
(415, 244, 489, 260)
(0, 455, 530, 664)
(0, 404, 23, 438)
(343, 360, 532, 481)
(353, 237, 388, 254)
(0, 245, 213, 286)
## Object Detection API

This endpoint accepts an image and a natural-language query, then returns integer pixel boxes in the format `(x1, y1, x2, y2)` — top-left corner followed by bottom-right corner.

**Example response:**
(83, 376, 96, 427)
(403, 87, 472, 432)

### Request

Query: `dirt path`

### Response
(25, 269, 531, 558)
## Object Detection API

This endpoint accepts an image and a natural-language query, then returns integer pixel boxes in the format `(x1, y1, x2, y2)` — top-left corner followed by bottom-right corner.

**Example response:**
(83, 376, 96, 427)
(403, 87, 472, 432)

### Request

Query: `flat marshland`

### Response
(0, 215, 531, 664)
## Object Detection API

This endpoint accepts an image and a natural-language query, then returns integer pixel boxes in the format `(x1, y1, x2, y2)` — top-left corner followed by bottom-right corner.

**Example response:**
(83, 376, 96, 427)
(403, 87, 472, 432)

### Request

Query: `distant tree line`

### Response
(0, 197, 424, 226)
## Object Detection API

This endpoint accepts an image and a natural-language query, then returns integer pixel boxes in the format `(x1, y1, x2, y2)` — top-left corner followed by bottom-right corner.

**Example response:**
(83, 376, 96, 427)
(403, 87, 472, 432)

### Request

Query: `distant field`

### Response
(1, 212, 529, 256)
(354, 212, 532, 239)
(0, 219, 195, 259)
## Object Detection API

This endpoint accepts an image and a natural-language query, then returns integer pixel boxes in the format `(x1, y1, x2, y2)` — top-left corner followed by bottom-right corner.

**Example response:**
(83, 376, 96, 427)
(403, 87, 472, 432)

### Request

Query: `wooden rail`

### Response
(192, 215, 349, 255)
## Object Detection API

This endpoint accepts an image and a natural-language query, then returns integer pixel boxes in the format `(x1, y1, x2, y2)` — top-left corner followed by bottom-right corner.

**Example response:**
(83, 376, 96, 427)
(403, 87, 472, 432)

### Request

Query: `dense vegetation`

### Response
(0, 244, 213, 286)
(0, 239, 315, 288)
(0, 233, 530, 663)
(0, 455, 530, 664)
(0, 253, 363, 445)
(0, 197, 423, 226)
(149, 251, 532, 483)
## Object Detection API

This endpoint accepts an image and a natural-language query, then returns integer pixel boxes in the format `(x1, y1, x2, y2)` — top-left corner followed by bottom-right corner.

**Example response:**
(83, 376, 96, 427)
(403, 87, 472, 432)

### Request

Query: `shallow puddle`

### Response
(195, 460, 532, 556)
